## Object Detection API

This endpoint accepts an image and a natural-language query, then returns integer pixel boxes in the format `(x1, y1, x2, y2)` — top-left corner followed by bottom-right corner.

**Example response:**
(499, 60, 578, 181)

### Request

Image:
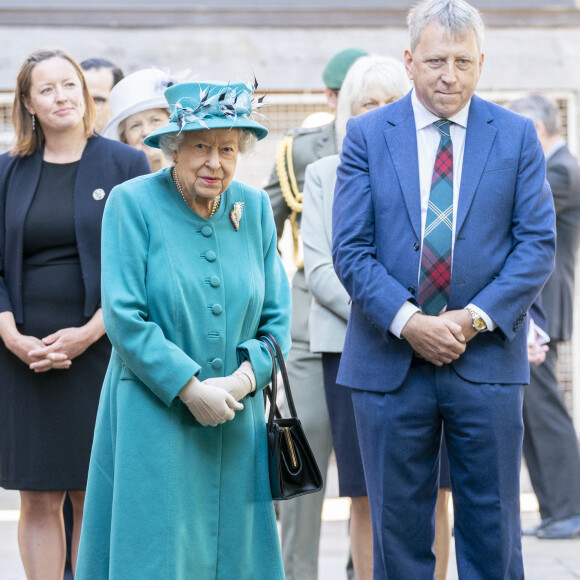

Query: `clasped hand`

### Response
(6, 331, 70, 373)
(179, 362, 256, 427)
(26, 326, 93, 373)
(202, 360, 256, 401)
(179, 376, 244, 427)
(401, 309, 476, 366)
(528, 342, 548, 366)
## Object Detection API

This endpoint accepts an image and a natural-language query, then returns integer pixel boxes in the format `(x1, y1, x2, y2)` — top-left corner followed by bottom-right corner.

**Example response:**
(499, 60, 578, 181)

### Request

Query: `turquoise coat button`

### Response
(201, 226, 213, 237)
(206, 250, 216, 262)
(212, 304, 222, 315)
(210, 276, 220, 288)
(211, 358, 223, 369)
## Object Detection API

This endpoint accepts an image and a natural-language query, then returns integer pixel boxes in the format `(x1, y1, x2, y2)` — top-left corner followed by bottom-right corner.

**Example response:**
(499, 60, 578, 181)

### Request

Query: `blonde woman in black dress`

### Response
(0, 48, 149, 578)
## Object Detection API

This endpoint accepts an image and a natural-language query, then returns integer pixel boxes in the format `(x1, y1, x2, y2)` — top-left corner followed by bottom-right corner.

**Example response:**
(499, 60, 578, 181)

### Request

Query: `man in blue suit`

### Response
(332, 0, 556, 578)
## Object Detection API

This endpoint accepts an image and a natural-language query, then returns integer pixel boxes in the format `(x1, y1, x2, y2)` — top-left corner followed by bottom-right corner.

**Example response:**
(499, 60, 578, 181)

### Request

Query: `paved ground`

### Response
(1, 460, 579, 579)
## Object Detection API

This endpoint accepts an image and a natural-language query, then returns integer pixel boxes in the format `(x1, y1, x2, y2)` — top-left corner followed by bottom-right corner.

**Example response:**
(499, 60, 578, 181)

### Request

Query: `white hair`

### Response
(335, 55, 410, 148)
(159, 128, 258, 161)
(118, 107, 170, 142)
(407, 0, 484, 52)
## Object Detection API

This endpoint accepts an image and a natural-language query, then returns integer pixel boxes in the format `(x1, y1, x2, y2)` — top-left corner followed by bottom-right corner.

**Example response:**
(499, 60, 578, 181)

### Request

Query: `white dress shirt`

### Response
(389, 89, 496, 338)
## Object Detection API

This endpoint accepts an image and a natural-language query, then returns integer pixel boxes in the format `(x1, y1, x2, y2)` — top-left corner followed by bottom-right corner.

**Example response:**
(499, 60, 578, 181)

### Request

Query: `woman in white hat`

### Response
(76, 80, 291, 579)
(102, 68, 179, 172)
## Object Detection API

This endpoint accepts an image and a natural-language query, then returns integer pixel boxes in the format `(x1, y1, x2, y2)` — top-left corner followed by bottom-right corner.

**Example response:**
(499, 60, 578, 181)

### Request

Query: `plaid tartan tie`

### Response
(417, 119, 453, 315)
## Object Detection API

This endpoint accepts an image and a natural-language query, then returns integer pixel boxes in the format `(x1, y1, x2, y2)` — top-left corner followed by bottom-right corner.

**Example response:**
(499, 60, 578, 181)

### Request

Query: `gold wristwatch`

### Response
(468, 308, 487, 332)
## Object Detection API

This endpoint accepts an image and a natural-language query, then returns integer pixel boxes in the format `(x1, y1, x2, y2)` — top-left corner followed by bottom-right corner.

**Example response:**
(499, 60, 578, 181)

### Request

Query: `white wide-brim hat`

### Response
(101, 68, 178, 140)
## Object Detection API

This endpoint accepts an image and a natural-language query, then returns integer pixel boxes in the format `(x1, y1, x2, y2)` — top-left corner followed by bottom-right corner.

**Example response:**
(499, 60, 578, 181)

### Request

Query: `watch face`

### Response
(474, 317, 487, 331)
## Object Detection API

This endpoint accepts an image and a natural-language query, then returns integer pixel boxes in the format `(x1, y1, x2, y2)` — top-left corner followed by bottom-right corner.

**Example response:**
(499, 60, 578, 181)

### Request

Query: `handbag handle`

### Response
(259, 333, 298, 425)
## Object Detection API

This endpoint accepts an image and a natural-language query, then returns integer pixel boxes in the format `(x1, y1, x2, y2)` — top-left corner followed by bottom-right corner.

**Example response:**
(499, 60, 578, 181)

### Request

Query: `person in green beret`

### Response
(264, 47, 367, 580)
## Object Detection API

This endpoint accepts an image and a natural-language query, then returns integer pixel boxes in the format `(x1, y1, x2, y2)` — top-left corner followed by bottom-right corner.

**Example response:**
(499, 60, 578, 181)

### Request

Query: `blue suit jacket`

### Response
(332, 92, 556, 392)
(0, 135, 150, 323)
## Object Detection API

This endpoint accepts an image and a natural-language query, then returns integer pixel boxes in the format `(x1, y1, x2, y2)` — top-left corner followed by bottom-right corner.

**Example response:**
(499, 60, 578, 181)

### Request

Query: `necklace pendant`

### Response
(229, 202, 244, 231)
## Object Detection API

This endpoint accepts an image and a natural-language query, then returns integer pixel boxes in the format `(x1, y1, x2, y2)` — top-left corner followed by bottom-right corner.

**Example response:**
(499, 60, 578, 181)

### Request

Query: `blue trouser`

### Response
(351, 360, 524, 580)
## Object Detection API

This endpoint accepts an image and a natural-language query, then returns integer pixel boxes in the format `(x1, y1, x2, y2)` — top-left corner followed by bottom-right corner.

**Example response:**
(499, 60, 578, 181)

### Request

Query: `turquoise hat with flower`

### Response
(144, 80, 268, 148)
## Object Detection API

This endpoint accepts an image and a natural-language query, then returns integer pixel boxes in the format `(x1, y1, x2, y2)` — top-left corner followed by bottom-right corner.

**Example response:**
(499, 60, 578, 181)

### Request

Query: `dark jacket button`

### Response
(408, 286, 416, 295)
(414, 242, 420, 251)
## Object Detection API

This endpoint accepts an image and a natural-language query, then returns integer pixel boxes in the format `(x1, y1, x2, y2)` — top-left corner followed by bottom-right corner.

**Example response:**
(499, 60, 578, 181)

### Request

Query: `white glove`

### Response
(202, 360, 256, 402)
(179, 376, 243, 427)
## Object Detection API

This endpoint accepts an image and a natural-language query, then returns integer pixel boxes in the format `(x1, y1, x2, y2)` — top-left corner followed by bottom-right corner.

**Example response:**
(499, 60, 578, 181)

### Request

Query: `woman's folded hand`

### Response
(202, 360, 256, 401)
(179, 376, 243, 427)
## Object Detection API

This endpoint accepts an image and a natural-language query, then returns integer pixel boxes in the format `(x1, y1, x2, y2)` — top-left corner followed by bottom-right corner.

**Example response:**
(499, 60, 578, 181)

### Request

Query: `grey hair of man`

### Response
(507, 94, 561, 137)
(159, 129, 258, 161)
(407, 0, 484, 53)
(335, 55, 410, 149)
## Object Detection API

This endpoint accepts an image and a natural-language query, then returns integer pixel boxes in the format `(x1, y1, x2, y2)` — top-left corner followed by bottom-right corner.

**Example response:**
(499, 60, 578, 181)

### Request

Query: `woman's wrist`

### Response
(81, 309, 106, 345)
(0, 311, 21, 348)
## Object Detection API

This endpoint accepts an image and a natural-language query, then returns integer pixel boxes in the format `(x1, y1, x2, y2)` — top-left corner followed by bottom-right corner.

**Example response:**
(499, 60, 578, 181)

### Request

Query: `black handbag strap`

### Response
(259, 333, 298, 424)
(261, 339, 279, 428)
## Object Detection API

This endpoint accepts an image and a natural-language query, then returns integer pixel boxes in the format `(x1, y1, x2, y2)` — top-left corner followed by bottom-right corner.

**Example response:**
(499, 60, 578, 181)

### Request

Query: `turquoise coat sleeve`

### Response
(101, 179, 201, 406)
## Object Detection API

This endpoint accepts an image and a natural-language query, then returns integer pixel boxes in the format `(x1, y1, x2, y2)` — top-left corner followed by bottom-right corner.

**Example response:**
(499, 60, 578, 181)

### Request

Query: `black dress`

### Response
(0, 161, 110, 491)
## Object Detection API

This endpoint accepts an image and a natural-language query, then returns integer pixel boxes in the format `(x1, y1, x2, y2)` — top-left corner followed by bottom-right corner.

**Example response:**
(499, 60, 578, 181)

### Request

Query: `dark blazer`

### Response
(0, 135, 150, 323)
(529, 294, 548, 335)
(542, 144, 580, 341)
(332, 92, 556, 392)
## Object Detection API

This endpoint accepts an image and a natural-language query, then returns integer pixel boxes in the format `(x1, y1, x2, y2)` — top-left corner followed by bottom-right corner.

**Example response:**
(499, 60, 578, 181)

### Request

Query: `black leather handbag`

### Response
(259, 333, 323, 500)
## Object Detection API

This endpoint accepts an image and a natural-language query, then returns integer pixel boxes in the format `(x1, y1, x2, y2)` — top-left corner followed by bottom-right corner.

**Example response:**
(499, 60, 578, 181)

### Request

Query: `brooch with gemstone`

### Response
(229, 202, 244, 231)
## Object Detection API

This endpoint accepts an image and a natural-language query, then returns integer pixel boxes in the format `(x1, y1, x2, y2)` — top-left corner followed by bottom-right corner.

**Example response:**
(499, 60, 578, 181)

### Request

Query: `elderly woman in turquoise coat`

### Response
(76, 81, 291, 579)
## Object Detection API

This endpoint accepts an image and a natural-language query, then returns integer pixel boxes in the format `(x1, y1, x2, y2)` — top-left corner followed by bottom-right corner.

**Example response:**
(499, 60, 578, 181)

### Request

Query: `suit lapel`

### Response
(384, 95, 422, 240)
(75, 135, 98, 202)
(456, 95, 497, 235)
(5, 148, 43, 241)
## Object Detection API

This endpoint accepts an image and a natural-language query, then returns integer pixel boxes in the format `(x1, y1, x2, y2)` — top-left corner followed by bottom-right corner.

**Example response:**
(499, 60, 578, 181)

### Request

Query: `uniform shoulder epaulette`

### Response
(275, 122, 335, 269)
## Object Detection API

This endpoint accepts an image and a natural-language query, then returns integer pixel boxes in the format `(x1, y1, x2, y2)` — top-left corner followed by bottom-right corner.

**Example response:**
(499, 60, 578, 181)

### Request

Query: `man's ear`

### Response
(404, 50, 414, 81)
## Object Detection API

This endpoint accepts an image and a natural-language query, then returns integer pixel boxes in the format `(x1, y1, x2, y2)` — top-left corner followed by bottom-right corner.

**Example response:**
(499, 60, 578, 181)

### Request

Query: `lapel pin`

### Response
(92, 188, 106, 201)
(229, 202, 244, 231)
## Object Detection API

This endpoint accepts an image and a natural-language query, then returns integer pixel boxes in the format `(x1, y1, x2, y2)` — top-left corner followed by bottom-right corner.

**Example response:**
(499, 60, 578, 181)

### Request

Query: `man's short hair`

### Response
(80, 57, 124, 87)
(507, 94, 561, 137)
(407, 0, 484, 53)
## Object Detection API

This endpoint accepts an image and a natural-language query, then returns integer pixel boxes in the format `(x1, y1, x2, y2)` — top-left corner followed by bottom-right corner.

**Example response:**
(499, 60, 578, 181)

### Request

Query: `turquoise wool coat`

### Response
(76, 168, 291, 580)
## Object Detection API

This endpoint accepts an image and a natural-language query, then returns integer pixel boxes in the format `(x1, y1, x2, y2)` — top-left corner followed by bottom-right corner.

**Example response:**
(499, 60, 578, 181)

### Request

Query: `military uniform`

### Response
(265, 122, 339, 580)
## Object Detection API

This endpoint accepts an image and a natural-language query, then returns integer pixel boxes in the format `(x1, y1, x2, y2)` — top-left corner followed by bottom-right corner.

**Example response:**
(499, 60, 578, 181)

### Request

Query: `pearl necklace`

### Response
(172, 165, 221, 218)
